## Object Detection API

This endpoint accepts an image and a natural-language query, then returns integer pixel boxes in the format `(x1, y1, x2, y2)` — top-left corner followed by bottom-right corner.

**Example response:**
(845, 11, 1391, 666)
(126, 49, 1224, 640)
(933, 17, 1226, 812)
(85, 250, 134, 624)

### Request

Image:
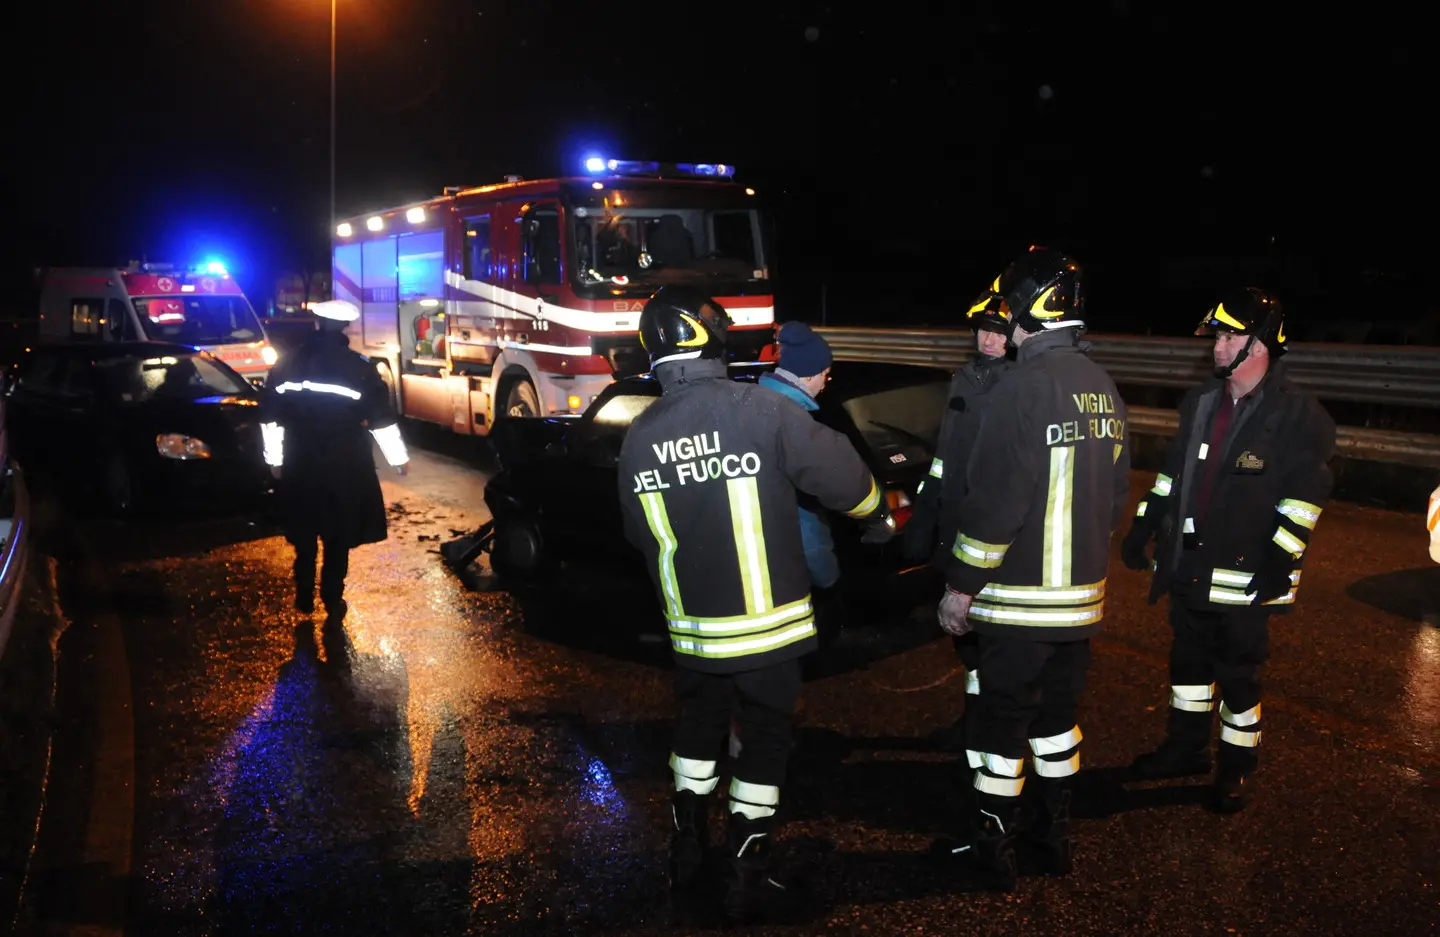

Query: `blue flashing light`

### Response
(584, 156, 607, 173)
(676, 163, 735, 178)
(583, 157, 739, 179)
(203, 260, 228, 276)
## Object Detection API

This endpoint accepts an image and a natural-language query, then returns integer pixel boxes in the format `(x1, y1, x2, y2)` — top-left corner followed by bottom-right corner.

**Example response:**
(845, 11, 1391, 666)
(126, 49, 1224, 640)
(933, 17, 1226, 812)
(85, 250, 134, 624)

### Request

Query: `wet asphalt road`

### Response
(3, 429, 1439, 936)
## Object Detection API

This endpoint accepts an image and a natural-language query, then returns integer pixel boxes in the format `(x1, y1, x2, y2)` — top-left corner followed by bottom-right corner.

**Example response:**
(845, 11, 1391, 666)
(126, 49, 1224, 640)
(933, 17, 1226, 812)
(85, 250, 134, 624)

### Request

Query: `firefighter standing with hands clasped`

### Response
(617, 286, 894, 923)
(1123, 287, 1335, 812)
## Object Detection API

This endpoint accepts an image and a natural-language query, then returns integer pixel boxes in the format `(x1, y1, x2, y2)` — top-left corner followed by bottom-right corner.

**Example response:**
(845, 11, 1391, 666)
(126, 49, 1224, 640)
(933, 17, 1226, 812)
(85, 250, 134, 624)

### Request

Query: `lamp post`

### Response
(329, 0, 337, 238)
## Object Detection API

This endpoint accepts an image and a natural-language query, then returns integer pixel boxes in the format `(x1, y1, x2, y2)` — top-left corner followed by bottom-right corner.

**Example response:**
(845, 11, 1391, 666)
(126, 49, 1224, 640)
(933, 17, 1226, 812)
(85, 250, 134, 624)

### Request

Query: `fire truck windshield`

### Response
(133, 296, 265, 348)
(572, 206, 765, 291)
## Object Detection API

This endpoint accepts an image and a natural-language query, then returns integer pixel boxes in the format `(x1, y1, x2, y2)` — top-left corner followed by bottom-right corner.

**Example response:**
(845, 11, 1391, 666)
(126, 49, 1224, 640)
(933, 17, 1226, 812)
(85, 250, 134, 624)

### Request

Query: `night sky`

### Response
(5, 1, 1432, 337)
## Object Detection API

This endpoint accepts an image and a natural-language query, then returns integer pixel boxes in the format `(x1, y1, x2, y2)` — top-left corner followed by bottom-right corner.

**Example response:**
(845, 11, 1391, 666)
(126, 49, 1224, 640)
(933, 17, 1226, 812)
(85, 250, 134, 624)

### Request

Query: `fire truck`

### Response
(37, 261, 277, 386)
(331, 158, 778, 434)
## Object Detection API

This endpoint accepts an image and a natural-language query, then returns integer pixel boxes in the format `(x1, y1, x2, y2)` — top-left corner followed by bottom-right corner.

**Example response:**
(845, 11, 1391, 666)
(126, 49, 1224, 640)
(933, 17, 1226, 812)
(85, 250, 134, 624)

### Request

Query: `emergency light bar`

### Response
(583, 157, 737, 179)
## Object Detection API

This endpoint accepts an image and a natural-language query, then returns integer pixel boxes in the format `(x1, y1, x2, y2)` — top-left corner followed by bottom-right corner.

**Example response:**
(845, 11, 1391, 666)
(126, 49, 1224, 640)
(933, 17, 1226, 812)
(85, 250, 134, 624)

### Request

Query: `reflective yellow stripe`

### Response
(1135, 500, 1148, 517)
(968, 602, 1103, 627)
(846, 478, 882, 518)
(975, 581, 1104, 606)
(726, 476, 771, 614)
(1272, 526, 1306, 556)
(954, 533, 1009, 568)
(928, 457, 944, 479)
(668, 599, 816, 660)
(1277, 498, 1322, 530)
(1042, 445, 1075, 587)
(640, 492, 684, 618)
(1150, 473, 1173, 497)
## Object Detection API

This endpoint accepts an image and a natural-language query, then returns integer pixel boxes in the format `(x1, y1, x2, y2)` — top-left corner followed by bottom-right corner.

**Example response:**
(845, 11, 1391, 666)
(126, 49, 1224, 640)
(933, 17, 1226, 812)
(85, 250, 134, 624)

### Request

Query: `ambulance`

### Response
(37, 261, 277, 386)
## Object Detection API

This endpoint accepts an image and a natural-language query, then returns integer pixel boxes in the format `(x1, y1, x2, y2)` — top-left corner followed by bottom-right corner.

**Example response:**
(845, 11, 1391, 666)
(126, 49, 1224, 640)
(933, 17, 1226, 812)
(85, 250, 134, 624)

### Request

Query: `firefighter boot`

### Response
(292, 560, 316, 614)
(1131, 708, 1213, 780)
(1028, 777, 1074, 876)
(721, 812, 805, 924)
(1212, 739, 1258, 814)
(935, 792, 1022, 892)
(668, 789, 711, 892)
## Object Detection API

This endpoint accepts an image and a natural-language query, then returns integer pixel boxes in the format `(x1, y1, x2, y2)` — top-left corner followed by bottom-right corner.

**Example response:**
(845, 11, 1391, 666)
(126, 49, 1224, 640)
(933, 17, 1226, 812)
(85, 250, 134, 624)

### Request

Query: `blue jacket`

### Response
(758, 371, 840, 588)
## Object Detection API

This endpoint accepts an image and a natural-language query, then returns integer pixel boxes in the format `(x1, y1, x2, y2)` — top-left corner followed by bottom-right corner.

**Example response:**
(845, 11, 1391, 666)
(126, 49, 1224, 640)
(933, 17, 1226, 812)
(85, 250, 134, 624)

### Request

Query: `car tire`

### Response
(503, 379, 541, 419)
(490, 514, 552, 584)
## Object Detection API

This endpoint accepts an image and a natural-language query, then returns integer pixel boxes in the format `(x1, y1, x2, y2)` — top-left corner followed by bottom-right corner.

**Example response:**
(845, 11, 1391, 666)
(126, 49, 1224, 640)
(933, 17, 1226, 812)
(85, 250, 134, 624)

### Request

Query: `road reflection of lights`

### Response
(582, 757, 624, 813)
(1403, 626, 1440, 752)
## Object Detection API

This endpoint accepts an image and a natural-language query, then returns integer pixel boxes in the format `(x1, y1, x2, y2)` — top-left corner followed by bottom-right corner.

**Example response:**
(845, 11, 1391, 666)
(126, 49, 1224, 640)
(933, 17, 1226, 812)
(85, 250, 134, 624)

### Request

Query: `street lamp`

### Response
(330, 0, 337, 237)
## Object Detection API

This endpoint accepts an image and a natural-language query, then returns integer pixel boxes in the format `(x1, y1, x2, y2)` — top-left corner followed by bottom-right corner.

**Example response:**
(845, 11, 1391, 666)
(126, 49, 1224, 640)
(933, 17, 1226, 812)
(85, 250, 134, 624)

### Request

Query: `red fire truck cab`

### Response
(332, 158, 778, 434)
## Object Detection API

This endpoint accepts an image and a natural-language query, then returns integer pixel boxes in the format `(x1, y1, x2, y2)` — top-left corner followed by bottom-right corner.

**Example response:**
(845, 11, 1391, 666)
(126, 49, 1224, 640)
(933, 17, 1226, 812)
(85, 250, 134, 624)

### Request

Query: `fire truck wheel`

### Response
(503, 379, 541, 419)
(490, 514, 553, 582)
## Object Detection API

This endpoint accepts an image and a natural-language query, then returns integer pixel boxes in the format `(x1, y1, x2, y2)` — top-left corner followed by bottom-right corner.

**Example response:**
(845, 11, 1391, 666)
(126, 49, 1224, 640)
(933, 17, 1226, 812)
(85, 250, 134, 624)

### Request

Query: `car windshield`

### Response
(133, 296, 265, 347)
(572, 207, 764, 288)
(93, 352, 253, 403)
(840, 380, 950, 453)
(572, 388, 660, 465)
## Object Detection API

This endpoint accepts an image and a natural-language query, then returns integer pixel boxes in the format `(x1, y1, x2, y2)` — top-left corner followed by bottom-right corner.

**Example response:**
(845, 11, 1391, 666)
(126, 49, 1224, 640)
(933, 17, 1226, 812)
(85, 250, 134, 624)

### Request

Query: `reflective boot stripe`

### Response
(729, 778, 780, 820)
(1220, 701, 1263, 748)
(1033, 751, 1080, 777)
(971, 752, 1026, 796)
(1171, 683, 1216, 712)
(670, 753, 719, 795)
(1030, 725, 1083, 757)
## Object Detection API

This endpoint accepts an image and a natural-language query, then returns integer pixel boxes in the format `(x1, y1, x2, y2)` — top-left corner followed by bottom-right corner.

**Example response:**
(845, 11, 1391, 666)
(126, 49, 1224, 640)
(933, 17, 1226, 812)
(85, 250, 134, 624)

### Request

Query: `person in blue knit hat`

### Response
(759, 321, 845, 642)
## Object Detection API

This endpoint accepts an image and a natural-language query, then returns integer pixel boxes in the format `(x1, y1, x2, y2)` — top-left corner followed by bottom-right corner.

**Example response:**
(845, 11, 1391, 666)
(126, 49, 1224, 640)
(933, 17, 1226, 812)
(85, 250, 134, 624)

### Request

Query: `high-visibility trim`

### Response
(1198, 442, 1210, 461)
(954, 533, 1009, 568)
(1171, 683, 1216, 712)
(1150, 473, 1173, 497)
(980, 753, 1024, 777)
(1114, 442, 1123, 464)
(639, 492, 684, 618)
(1030, 725, 1083, 757)
(1209, 569, 1300, 606)
(1277, 498, 1322, 530)
(928, 457, 944, 479)
(369, 422, 409, 466)
(965, 669, 980, 696)
(968, 600, 1103, 628)
(670, 753, 719, 794)
(260, 421, 284, 467)
(1033, 752, 1080, 778)
(1042, 445, 1075, 587)
(973, 771, 1025, 797)
(726, 477, 772, 615)
(1183, 517, 1196, 534)
(1220, 701, 1261, 727)
(1136, 500, 1148, 517)
(668, 604, 816, 660)
(274, 379, 363, 400)
(975, 581, 1104, 606)
(1220, 725, 1262, 748)
(966, 749, 983, 769)
(846, 478, 882, 518)
(729, 777, 780, 820)
(1273, 526, 1306, 557)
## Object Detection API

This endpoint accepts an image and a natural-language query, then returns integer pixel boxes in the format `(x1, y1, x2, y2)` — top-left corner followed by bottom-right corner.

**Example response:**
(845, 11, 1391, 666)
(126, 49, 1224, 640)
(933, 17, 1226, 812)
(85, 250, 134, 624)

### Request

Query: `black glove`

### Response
(861, 511, 897, 545)
(1120, 521, 1154, 571)
(1245, 541, 1296, 603)
(901, 514, 937, 564)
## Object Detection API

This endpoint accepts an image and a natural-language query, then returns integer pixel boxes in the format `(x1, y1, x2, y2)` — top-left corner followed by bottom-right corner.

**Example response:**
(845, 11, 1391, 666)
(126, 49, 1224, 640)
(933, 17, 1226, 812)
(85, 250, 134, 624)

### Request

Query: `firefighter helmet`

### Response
(638, 286, 731, 367)
(1195, 287, 1288, 355)
(995, 245, 1086, 334)
(965, 280, 1010, 334)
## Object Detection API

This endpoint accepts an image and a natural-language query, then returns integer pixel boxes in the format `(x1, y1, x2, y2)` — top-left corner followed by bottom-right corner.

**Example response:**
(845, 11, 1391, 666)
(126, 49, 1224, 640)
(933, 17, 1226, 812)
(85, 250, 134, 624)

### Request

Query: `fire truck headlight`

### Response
(260, 345, 279, 366)
(156, 433, 213, 461)
(567, 395, 583, 410)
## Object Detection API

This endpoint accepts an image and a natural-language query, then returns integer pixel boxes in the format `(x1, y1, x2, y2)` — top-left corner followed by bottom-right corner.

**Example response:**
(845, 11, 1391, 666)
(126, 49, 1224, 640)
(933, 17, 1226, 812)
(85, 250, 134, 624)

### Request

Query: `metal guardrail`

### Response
(816, 327, 1440, 469)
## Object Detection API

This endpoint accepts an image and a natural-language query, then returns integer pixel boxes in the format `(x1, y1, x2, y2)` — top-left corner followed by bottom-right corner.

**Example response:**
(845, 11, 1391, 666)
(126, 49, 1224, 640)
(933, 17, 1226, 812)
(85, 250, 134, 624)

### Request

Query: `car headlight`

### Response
(260, 345, 279, 366)
(156, 433, 213, 460)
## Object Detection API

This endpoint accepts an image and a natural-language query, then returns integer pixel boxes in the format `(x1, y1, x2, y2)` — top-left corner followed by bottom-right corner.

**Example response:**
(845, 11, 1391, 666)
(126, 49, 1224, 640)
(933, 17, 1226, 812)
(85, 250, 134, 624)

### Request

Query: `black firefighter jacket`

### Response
(1135, 360, 1336, 612)
(618, 358, 886, 674)
(260, 330, 404, 548)
(943, 330, 1131, 641)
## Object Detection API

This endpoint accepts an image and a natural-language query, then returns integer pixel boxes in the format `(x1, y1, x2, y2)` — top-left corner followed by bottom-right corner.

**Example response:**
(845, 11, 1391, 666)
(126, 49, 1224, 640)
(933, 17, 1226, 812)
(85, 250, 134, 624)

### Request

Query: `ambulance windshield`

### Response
(133, 296, 265, 348)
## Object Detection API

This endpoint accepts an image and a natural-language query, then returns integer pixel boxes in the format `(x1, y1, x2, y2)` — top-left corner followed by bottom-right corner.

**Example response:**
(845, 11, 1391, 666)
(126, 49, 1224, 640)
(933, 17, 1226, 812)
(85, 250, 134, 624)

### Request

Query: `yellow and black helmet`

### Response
(638, 286, 731, 367)
(965, 277, 1011, 334)
(994, 245, 1085, 334)
(1196, 287, 1288, 357)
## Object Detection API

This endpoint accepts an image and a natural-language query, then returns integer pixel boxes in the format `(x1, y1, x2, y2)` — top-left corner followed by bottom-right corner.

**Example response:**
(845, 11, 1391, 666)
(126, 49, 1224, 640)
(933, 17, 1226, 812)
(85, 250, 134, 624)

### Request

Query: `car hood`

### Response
(115, 395, 263, 457)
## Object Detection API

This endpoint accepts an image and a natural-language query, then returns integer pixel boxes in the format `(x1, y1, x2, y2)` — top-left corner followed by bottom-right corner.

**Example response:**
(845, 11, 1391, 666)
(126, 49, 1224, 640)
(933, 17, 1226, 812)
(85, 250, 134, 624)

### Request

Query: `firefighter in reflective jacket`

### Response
(260, 299, 409, 624)
(617, 286, 893, 923)
(1123, 288, 1335, 812)
(902, 287, 1013, 751)
(933, 247, 1130, 889)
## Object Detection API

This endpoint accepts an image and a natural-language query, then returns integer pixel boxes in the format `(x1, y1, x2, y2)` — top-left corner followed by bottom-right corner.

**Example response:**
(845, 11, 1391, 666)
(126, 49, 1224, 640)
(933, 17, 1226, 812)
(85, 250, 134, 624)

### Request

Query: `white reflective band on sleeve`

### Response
(1171, 683, 1216, 712)
(1220, 701, 1262, 727)
(275, 379, 363, 400)
(1198, 443, 1209, 460)
(260, 422, 284, 467)
(369, 422, 410, 466)
(1029, 725, 1083, 756)
(965, 669, 980, 696)
(973, 771, 1025, 797)
(1220, 725, 1262, 748)
(1033, 751, 1080, 778)
(1183, 517, 1195, 533)
(928, 457, 944, 479)
(1150, 474, 1173, 497)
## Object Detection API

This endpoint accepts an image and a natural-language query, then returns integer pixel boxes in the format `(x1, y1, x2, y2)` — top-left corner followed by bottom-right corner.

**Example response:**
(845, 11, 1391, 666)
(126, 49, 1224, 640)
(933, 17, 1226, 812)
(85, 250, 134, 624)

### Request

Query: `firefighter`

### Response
(933, 247, 1130, 889)
(1123, 287, 1335, 812)
(901, 285, 1015, 751)
(260, 299, 410, 624)
(617, 286, 894, 923)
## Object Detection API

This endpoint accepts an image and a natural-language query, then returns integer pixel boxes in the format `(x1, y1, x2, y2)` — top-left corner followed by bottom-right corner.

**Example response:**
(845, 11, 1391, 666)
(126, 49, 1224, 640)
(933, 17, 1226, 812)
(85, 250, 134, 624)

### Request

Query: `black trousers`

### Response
(672, 658, 802, 788)
(1166, 595, 1270, 774)
(292, 534, 350, 609)
(965, 635, 1091, 792)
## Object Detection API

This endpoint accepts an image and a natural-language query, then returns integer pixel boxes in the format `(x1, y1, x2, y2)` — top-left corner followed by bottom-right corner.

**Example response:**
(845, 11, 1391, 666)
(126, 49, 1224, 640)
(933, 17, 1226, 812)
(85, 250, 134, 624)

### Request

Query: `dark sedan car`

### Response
(459, 362, 953, 599)
(4, 342, 274, 515)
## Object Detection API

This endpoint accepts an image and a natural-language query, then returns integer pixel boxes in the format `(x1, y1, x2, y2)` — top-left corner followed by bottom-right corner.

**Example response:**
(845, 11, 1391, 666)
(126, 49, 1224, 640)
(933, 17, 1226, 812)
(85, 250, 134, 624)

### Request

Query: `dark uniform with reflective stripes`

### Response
(936, 248, 1129, 887)
(260, 306, 408, 623)
(1125, 289, 1334, 810)
(616, 285, 890, 922)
